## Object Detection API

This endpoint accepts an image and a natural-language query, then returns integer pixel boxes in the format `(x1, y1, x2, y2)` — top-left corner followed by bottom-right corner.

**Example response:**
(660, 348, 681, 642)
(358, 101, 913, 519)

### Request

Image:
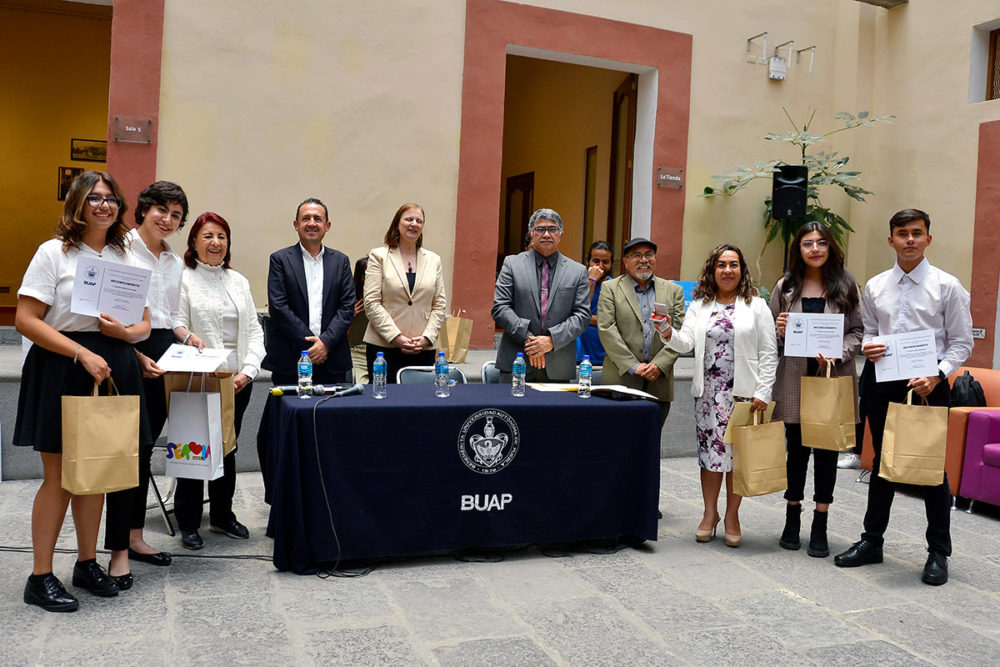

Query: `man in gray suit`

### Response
(492, 208, 591, 381)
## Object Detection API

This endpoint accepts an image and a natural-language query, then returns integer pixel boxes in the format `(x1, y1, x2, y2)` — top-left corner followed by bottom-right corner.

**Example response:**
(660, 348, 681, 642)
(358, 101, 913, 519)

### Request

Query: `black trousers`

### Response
(783, 423, 838, 504)
(174, 382, 253, 532)
(365, 344, 435, 384)
(860, 361, 952, 555)
(104, 329, 174, 550)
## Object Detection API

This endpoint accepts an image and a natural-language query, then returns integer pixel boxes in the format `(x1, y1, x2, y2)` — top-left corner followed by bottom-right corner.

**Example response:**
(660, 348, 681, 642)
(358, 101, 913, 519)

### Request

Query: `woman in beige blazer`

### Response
(363, 203, 447, 382)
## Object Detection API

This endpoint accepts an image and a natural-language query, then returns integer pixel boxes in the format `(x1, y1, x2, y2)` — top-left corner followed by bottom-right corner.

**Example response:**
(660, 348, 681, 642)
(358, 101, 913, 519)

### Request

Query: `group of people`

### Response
(13, 174, 972, 613)
(13, 172, 448, 612)
(490, 206, 971, 587)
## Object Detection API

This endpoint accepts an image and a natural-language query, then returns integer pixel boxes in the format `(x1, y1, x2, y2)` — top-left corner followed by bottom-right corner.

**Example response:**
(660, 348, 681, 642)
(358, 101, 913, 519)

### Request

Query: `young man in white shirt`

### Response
(834, 209, 973, 585)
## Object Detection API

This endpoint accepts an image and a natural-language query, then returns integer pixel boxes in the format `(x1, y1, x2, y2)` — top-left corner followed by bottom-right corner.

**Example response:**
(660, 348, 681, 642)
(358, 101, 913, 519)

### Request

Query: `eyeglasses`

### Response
(533, 226, 561, 236)
(800, 240, 829, 250)
(85, 195, 122, 208)
(627, 251, 656, 261)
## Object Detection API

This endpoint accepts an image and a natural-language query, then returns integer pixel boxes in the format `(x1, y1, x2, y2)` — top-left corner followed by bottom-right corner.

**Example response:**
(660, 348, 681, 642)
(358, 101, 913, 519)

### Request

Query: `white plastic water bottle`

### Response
(512, 352, 526, 397)
(435, 351, 450, 398)
(578, 355, 592, 398)
(372, 352, 387, 399)
(297, 350, 313, 398)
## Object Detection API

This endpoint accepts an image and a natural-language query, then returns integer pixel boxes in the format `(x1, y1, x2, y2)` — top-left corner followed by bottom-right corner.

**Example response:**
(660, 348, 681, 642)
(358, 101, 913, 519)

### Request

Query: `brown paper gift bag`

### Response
(61, 378, 140, 495)
(440, 310, 473, 363)
(732, 411, 788, 497)
(165, 372, 236, 456)
(879, 389, 948, 486)
(800, 364, 856, 452)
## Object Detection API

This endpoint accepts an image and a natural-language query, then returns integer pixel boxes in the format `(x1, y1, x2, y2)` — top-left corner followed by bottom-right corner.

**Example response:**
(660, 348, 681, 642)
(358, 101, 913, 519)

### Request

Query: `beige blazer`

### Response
(363, 246, 447, 348)
(597, 275, 686, 402)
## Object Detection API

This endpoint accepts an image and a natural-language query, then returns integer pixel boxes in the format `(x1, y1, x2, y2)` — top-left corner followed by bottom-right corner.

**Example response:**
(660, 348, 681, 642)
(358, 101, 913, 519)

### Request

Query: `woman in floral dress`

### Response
(659, 244, 777, 547)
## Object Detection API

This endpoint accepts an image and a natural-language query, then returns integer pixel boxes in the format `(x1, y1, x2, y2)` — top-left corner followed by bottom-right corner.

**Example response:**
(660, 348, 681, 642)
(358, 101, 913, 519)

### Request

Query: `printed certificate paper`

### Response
(71, 258, 151, 325)
(873, 329, 939, 382)
(156, 344, 233, 373)
(783, 312, 845, 359)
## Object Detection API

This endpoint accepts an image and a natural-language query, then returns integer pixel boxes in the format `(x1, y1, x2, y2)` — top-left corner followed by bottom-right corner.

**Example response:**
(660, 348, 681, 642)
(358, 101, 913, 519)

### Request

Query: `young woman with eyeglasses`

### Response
(770, 222, 863, 558)
(14, 171, 153, 611)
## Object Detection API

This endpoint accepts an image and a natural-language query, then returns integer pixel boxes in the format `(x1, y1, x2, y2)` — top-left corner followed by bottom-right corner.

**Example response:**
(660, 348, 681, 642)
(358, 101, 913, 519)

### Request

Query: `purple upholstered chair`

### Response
(959, 410, 1000, 512)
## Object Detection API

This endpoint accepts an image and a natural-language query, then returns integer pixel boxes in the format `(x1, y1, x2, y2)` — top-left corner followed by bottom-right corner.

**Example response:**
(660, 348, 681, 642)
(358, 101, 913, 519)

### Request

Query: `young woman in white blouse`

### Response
(173, 212, 265, 550)
(15, 171, 152, 611)
(107, 182, 189, 576)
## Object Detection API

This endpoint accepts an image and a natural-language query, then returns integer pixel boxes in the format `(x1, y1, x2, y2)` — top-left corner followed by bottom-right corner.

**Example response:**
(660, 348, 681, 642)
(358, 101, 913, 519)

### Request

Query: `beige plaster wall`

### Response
(156, 0, 468, 309)
(154, 0, 1000, 312)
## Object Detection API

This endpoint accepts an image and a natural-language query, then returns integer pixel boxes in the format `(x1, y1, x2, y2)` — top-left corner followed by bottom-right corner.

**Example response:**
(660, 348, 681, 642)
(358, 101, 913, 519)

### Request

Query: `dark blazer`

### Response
(491, 249, 590, 380)
(262, 244, 355, 382)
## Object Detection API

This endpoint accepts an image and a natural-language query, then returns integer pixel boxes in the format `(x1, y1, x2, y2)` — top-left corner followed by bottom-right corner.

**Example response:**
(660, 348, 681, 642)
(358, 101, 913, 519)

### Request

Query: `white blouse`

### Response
(177, 261, 265, 379)
(126, 228, 183, 330)
(18, 238, 140, 332)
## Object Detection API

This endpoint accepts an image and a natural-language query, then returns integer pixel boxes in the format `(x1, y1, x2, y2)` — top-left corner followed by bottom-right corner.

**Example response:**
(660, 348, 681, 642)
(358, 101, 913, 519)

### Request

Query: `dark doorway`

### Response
(607, 73, 637, 260)
(501, 171, 534, 272)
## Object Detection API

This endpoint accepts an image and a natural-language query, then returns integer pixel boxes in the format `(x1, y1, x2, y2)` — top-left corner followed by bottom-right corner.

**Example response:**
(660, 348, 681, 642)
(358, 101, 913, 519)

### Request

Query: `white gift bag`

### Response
(166, 392, 224, 481)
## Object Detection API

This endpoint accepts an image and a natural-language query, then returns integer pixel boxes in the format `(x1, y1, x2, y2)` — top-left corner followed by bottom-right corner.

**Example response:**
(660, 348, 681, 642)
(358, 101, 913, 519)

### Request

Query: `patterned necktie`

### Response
(540, 259, 550, 328)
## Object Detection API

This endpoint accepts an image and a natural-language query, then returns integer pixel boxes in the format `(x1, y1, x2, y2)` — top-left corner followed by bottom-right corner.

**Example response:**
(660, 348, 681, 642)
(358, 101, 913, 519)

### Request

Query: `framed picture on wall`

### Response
(70, 138, 107, 162)
(58, 167, 83, 201)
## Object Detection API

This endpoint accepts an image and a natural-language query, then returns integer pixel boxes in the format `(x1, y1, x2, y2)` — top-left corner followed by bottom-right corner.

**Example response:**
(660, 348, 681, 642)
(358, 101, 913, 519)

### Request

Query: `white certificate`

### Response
(873, 329, 939, 382)
(156, 344, 234, 373)
(71, 258, 151, 325)
(783, 312, 844, 359)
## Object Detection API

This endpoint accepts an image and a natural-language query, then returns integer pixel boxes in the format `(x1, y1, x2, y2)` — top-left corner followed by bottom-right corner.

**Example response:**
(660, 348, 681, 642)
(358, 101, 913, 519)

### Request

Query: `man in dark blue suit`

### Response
(262, 197, 355, 385)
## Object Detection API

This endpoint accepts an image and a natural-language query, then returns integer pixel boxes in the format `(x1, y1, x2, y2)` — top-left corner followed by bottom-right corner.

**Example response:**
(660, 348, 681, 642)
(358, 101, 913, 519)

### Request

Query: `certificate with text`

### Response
(873, 329, 939, 382)
(70, 258, 151, 326)
(783, 312, 845, 359)
(156, 344, 233, 373)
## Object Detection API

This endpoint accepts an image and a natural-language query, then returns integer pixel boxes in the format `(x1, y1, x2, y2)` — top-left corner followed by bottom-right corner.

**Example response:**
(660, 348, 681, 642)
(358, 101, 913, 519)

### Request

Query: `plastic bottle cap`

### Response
(377, 352, 384, 357)
(516, 352, 523, 357)
(302, 350, 309, 355)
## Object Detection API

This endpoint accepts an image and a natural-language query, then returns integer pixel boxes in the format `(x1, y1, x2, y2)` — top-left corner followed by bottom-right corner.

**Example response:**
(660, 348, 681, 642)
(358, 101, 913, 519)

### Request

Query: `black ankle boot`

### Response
(808, 510, 830, 558)
(779, 504, 802, 550)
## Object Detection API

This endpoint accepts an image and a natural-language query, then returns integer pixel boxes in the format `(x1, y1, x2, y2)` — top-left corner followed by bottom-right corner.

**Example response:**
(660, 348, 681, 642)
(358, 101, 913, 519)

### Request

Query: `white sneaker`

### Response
(838, 453, 861, 469)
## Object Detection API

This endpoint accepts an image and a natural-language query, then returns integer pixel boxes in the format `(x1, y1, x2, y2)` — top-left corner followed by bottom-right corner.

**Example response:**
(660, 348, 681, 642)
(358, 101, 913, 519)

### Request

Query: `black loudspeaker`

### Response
(772, 164, 808, 220)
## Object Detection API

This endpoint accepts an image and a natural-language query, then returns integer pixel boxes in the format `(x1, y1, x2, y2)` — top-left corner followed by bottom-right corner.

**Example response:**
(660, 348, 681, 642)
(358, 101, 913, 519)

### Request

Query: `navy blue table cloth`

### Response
(264, 384, 660, 573)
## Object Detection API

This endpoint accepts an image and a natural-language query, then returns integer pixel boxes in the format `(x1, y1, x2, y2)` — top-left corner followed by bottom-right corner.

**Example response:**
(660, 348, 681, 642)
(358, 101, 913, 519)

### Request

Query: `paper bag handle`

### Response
(184, 372, 208, 393)
(905, 388, 930, 406)
(91, 377, 120, 397)
(814, 364, 836, 378)
(752, 410, 761, 426)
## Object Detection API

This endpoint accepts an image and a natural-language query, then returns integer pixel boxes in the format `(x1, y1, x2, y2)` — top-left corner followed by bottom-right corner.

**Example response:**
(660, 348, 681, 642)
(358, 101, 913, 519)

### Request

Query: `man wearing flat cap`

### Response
(598, 237, 685, 425)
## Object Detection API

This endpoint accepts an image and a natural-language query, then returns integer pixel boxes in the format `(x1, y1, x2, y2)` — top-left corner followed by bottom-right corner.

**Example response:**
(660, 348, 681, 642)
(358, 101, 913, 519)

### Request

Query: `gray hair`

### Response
(528, 208, 563, 232)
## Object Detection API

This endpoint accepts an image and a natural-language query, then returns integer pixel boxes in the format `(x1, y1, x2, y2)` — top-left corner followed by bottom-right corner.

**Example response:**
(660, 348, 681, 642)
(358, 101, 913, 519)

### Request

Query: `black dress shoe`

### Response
(72, 559, 120, 597)
(922, 552, 948, 586)
(128, 548, 172, 566)
(107, 565, 134, 591)
(24, 574, 79, 612)
(834, 540, 884, 568)
(210, 519, 249, 539)
(181, 530, 204, 550)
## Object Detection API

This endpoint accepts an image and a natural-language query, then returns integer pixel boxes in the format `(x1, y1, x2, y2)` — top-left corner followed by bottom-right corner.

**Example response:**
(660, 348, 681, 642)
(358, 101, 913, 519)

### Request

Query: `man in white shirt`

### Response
(834, 209, 973, 586)
(262, 197, 355, 386)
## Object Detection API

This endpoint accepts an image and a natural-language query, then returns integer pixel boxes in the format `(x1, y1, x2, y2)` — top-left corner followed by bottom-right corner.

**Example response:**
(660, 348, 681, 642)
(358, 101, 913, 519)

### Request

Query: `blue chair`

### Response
(482, 360, 500, 384)
(396, 366, 468, 384)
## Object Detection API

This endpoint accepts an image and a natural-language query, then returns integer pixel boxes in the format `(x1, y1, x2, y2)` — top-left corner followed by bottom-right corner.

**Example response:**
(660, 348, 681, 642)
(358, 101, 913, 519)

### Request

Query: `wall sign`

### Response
(113, 116, 153, 144)
(656, 166, 684, 190)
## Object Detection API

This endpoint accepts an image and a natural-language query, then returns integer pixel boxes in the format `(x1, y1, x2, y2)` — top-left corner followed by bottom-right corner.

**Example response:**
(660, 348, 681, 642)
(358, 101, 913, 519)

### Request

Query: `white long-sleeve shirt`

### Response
(861, 258, 973, 379)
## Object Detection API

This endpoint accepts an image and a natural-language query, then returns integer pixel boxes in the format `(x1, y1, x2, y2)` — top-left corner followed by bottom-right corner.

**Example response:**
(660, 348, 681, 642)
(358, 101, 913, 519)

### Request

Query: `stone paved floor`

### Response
(0, 461, 998, 665)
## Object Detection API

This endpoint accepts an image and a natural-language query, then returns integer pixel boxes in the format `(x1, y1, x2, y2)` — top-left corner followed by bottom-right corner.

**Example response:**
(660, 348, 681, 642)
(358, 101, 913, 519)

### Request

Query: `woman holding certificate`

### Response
(770, 222, 862, 557)
(14, 171, 152, 611)
(658, 244, 777, 548)
(174, 212, 265, 551)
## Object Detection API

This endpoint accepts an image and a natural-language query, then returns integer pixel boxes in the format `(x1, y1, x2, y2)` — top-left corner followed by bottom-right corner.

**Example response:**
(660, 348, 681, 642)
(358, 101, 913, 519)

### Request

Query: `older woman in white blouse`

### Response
(172, 211, 264, 551)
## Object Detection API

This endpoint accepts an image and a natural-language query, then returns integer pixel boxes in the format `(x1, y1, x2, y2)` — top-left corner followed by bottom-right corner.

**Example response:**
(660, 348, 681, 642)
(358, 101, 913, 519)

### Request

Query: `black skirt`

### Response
(14, 331, 152, 453)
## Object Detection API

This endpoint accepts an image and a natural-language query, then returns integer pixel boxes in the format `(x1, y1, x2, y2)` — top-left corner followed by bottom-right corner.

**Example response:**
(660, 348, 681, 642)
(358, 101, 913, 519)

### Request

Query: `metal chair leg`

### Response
(855, 469, 871, 484)
(966, 499, 975, 515)
(149, 475, 176, 537)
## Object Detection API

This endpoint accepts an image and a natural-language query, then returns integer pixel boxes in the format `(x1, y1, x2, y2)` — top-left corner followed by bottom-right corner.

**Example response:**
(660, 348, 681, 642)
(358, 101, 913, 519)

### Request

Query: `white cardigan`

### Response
(177, 261, 265, 379)
(665, 296, 778, 403)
